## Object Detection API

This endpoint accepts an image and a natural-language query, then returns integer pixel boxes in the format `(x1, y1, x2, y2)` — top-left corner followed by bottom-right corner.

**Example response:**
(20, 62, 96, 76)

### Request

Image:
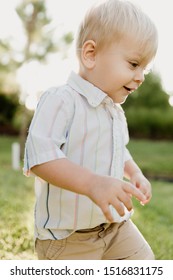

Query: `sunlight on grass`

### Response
(0, 136, 36, 259)
(0, 172, 34, 259)
(0, 164, 36, 259)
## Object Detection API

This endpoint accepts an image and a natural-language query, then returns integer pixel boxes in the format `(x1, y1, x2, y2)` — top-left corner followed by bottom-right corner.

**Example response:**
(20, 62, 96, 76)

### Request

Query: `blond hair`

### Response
(76, 0, 158, 63)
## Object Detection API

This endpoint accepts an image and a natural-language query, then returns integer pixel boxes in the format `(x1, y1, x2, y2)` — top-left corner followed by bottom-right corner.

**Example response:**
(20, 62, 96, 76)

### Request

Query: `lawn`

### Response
(0, 136, 36, 259)
(127, 138, 173, 180)
(132, 181, 173, 260)
(0, 136, 173, 259)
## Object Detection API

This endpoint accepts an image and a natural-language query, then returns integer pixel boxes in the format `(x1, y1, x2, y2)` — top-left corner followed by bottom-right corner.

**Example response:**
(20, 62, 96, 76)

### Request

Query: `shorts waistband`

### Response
(76, 223, 111, 233)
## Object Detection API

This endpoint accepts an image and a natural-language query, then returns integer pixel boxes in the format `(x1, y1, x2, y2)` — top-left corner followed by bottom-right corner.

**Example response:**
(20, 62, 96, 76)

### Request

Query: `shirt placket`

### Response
(112, 108, 124, 179)
(104, 100, 124, 179)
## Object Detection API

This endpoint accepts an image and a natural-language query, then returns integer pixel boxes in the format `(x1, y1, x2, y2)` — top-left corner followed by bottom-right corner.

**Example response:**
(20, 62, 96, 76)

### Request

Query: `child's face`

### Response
(92, 37, 151, 104)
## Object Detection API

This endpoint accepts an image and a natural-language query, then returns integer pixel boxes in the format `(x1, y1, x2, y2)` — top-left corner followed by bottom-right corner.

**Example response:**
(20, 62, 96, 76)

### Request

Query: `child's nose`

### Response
(134, 68, 145, 84)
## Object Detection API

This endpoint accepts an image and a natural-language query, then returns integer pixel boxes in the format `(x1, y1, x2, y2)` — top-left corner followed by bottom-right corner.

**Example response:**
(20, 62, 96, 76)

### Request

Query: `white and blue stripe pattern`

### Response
(24, 71, 132, 240)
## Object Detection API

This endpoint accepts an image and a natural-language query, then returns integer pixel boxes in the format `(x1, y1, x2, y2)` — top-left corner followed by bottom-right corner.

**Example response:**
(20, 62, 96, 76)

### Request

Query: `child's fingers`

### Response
(111, 197, 127, 216)
(123, 182, 146, 202)
(101, 198, 126, 222)
(137, 184, 152, 203)
(101, 204, 114, 222)
(140, 194, 152, 205)
(117, 193, 133, 212)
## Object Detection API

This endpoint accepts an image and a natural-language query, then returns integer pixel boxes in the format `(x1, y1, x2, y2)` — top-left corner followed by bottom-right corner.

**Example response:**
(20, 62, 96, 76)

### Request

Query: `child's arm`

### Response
(124, 158, 152, 205)
(31, 158, 147, 222)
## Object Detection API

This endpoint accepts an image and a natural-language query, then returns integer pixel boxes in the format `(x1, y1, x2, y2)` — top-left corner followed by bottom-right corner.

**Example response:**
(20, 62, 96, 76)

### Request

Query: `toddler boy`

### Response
(24, 0, 158, 259)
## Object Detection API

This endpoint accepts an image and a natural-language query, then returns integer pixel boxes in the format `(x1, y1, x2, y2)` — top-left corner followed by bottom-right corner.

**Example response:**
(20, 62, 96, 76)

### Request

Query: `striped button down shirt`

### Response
(24, 71, 133, 240)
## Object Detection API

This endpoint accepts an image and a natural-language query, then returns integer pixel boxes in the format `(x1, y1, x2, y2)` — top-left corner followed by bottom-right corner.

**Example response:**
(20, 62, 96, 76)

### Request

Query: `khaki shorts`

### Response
(35, 219, 154, 260)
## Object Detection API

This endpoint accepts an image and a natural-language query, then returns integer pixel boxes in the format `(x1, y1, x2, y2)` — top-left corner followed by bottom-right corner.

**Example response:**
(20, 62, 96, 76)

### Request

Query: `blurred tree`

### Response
(123, 72, 169, 110)
(16, 0, 72, 157)
(0, 40, 19, 93)
(16, 0, 57, 62)
(122, 72, 173, 139)
(0, 94, 18, 125)
(0, 1, 73, 155)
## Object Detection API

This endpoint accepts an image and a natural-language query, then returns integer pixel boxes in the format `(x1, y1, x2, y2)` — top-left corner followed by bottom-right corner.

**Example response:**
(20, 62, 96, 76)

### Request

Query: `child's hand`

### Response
(130, 172, 152, 205)
(87, 175, 147, 222)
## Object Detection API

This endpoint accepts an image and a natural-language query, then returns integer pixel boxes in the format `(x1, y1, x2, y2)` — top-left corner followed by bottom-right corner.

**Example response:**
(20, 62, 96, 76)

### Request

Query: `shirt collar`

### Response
(67, 71, 107, 107)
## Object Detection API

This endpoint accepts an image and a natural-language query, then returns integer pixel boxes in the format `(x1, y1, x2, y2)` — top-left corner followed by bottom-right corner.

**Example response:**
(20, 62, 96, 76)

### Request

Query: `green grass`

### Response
(0, 136, 36, 259)
(132, 181, 173, 260)
(128, 139, 173, 259)
(127, 139, 173, 179)
(0, 136, 173, 259)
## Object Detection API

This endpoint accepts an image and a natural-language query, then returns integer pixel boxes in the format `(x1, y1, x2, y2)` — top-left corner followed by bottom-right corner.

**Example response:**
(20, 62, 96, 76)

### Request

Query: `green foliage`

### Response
(0, 94, 19, 125)
(63, 32, 74, 45)
(0, 0, 73, 91)
(125, 107, 173, 139)
(123, 72, 169, 109)
(123, 72, 173, 139)
(16, 0, 58, 61)
(15, 0, 73, 62)
(0, 40, 20, 72)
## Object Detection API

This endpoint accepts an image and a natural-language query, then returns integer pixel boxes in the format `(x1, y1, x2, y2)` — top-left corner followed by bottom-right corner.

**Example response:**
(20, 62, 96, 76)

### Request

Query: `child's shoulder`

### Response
(39, 84, 76, 104)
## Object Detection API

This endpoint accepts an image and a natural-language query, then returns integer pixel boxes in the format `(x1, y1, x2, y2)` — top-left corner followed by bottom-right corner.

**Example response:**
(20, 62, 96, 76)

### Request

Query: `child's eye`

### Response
(129, 62, 138, 68)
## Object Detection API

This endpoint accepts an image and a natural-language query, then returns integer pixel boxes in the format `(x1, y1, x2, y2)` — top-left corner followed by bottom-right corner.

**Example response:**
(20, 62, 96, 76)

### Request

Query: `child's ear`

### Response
(81, 40, 96, 69)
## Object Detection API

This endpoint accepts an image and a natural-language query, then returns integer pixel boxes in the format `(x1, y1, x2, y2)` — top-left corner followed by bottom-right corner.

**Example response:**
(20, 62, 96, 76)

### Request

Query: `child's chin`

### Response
(119, 97, 128, 104)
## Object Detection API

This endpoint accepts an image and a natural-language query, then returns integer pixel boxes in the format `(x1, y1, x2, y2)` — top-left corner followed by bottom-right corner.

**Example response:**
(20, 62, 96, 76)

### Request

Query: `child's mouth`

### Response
(124, 86, 132, 93)
(124, 86, 136, 94)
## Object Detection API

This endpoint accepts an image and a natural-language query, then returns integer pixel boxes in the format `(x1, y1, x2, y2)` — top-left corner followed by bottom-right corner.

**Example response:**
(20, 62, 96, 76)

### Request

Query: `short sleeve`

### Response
(23, 86, 74, 176)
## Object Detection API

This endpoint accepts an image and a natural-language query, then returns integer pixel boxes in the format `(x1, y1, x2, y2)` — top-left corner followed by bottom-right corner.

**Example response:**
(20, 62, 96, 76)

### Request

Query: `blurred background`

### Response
(0, 0, 173, 260)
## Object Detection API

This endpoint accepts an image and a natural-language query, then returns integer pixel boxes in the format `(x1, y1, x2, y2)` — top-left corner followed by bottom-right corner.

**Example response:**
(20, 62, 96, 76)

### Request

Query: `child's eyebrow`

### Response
(127, 52, 142, 60)
(125, 55, 142, 63)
